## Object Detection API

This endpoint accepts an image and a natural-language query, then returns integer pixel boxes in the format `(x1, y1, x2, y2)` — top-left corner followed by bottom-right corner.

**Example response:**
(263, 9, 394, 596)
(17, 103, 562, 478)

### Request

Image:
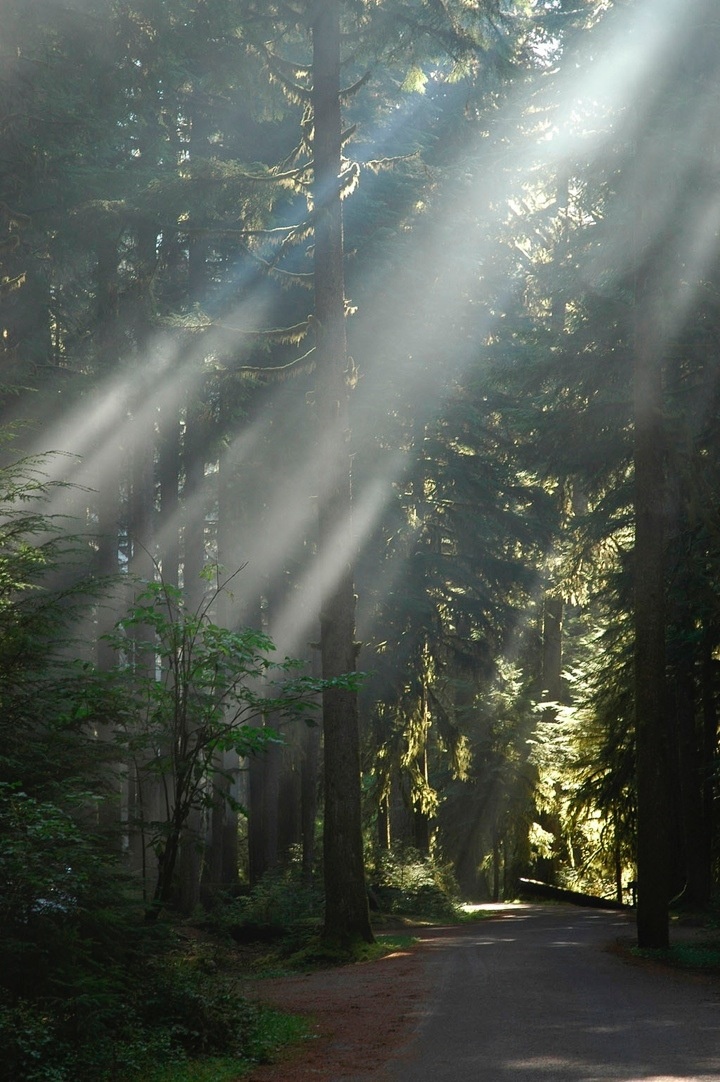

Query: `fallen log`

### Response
(518, 877, 629, 910)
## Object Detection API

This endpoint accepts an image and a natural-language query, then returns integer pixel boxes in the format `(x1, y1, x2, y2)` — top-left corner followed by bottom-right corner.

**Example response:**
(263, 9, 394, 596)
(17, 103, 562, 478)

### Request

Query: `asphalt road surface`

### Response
(382, 905, 720, 1082)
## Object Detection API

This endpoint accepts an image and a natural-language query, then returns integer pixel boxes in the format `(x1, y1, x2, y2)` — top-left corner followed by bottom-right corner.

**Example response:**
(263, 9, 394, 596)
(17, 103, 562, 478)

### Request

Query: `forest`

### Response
(2, 0, 720, 1077)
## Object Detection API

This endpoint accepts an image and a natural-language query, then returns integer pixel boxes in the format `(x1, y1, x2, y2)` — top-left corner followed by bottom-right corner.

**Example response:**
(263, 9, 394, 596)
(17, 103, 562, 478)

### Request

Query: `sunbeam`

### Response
(269, 455, 406, 656)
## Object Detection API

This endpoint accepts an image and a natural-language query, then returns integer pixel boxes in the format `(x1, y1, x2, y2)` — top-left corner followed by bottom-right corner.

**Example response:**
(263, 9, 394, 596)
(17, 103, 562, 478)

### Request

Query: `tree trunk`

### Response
(633, 295, 670, 949)
(700, 631, 718, 898)
(277, 752, 303, 858)
(126, 353, 160, 893)
(673, 659, 709, 905)
(176, 144, 211, 905)
(204, 749, 239, 896)
(539, 592, 564, 882)
(492, 833, 501, 904)
(377, 790, 391, 852)
(158, 404, 181, 590)
(94, 239, 124, 844)
(202, 435, 243, 896)
(312, 0, 373, 948)
(301, 720, 321, 885)
(542, 594, 563, 707)
(175, 389, 207, 912)
(413, 745, 431, 854)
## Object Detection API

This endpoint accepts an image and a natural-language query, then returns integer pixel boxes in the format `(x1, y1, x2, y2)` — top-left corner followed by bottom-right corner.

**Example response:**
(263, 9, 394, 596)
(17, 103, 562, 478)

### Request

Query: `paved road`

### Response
(382, 905, 720, 1082)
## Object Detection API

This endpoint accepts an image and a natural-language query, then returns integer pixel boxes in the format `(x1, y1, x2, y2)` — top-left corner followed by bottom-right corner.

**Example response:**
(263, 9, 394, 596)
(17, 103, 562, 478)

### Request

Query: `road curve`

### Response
(377, 905, 720, 1082)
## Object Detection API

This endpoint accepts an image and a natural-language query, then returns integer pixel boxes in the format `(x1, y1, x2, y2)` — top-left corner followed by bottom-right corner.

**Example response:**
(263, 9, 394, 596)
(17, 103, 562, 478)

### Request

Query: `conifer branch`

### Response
(364, 151, 419, 173)
(340, 69, 373, 100)
(255, 43, 312, 104)
(183, 224, 302, 240)
(234, 350, 316, 380)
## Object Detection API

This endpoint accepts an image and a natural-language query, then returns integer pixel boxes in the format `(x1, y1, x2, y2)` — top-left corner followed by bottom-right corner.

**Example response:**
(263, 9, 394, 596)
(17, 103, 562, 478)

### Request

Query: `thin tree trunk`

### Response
(203, 434, 242, 896)
(542, 594, 563, 707)
(277, 752, 302, 858)
(176, 152, 211, 906)
(175, 390, 207, 913)
(158, 405, 181, 590)
(94, 240, 124, 843)
(301, 720, 321, 885)
(413, 744, 431, 854)
(126, 350, 160, 892)
(377, 790, 391, 852)
(674, 660, 708, 905)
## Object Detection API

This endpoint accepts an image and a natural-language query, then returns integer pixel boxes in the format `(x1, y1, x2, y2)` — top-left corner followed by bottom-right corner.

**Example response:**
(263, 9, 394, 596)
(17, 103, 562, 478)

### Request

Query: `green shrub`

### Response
(207, 864, 323, 943)
(139, 952, 262, 1057)
(0, 999, 67, 1082)
(367, 846, 460, 920)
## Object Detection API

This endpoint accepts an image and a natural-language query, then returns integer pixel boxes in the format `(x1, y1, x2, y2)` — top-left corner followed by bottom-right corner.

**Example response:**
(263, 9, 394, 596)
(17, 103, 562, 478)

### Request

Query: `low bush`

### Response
(367, 846, 461, 921)
(206, 865, 323, 946)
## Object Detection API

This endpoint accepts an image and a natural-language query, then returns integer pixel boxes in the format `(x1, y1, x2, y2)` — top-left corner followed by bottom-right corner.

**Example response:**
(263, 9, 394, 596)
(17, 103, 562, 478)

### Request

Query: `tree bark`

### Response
(673, 658, 709, 906)
(699, 631, 718, 900)
(301, 722, 321, 885)
(633, 296, 670, 949)
(175, 387, 207, 912)
(157, 404, 181, 591)
(312, 0, 373, 947)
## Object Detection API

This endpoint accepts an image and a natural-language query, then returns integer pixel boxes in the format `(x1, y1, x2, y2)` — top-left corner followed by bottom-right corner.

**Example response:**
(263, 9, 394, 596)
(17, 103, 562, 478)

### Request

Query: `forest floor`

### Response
(239, 920, 462, 1082)
(239, 908, 541, 1082)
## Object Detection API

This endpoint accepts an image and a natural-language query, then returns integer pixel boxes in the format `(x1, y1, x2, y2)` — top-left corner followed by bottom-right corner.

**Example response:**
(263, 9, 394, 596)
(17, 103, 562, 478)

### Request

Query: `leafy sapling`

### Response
(106, 567, 361, 915)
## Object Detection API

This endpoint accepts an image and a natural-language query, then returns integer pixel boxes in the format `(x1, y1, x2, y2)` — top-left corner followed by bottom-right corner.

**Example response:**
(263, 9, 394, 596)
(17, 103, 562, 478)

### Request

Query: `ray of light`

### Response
(267, 457, 406, 658)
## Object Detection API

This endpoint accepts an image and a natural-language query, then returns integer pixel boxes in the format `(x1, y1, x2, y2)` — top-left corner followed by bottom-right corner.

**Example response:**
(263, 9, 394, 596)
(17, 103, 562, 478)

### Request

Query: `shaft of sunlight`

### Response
(269, 461, 404, 658)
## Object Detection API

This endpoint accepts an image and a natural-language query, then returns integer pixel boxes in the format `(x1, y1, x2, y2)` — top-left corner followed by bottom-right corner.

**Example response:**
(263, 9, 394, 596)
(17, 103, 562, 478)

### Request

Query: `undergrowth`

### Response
(141, 1009, 310, 1082)
(366, 846, 462, 922)
(632, 942, 720, 971)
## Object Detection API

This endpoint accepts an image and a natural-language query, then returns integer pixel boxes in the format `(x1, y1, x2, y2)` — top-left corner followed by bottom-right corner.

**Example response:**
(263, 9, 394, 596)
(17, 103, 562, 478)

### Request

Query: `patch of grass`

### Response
(142, 1008, 311, 1081)
(457, 904, 506, 922)
(354, 934, 418, 962)
(245, 1006, 311, 1064)
(280, 931, 419, 971)
(143, 1057, 249, 1082)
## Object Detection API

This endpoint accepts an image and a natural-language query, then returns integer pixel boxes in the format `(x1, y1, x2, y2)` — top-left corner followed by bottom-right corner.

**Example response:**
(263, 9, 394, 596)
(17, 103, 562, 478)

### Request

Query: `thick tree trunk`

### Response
(312, 0, 373, 947)
(701, 633, 718, 889)
(633, 299, 670, 950)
